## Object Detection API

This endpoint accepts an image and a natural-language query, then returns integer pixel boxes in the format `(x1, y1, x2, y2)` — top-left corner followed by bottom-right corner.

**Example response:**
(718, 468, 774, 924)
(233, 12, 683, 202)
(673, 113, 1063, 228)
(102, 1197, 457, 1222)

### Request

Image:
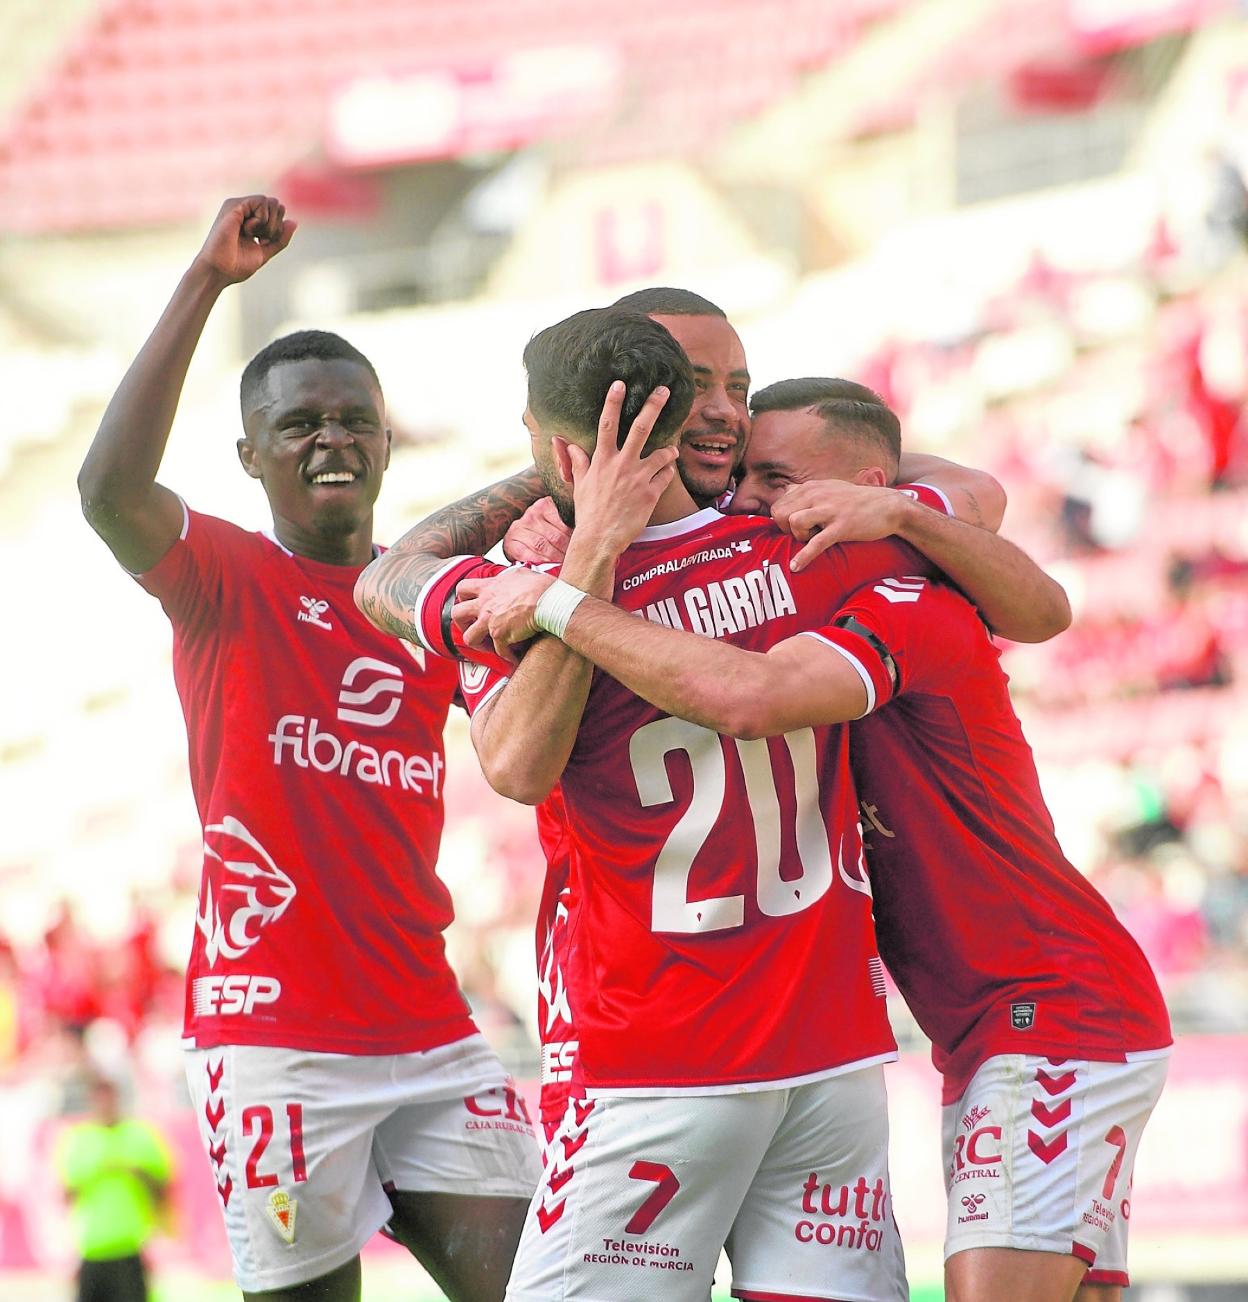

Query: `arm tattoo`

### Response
(387, 465, 545, 559)
(963, 489, 984, 529)
(356, 466, 545, 642)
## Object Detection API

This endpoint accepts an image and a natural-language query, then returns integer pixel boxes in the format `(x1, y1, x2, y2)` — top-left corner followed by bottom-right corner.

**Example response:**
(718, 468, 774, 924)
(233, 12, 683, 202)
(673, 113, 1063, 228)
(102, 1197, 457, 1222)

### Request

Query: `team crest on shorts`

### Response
(266, 1189, 297, 1244)
(1011, 1002, 1037, 1030)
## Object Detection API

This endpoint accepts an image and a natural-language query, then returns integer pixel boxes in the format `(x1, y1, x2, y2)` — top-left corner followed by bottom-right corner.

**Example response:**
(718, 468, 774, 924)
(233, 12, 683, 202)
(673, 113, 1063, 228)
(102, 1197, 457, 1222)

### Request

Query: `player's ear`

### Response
(854, 466, 889, 488)
(237, 437, 263, 479)
(552, 436, 575, 486)
(383, 426, 392, 471)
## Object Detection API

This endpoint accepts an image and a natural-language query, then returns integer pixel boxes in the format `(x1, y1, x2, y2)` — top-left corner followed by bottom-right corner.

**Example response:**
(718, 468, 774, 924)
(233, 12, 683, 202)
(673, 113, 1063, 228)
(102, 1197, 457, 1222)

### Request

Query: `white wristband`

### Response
(533, 578, 589, 639)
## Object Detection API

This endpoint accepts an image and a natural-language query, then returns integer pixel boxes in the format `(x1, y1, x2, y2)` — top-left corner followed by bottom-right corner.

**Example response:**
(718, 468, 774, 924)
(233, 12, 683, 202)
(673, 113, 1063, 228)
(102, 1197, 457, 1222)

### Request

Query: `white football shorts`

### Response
(185, 1035, 541, 1293)
(941, 1051, 1169, 1286)
(507, 1065, 907, 1301)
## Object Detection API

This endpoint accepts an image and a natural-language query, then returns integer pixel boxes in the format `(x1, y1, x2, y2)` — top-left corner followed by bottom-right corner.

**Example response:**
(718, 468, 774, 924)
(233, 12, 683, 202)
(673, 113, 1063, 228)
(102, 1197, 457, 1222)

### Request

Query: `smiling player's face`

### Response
(730, 408, 863, 515)
(650, 314, 750, 507)
(238, 358, 391, 542)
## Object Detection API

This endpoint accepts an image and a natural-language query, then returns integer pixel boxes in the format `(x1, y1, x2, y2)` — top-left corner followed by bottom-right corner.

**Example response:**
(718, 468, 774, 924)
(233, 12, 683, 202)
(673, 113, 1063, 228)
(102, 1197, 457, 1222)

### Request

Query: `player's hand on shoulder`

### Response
(774, 480, 906, 573)
(453, 568, 554, 664)
(503, 496, 571, 565)
(194, 196, 297, 285)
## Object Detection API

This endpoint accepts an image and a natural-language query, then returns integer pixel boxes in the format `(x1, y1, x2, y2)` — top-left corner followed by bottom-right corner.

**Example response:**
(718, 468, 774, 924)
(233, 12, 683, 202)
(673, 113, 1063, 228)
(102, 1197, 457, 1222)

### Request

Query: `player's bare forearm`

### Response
(81, 261, 226, 502)
(472, 637, 594, 803)
(561, 595, 771, 732)
(897, 453, 1006, 531)
(355, 552, 452, 643)
(894, 498, 1071, 642)
(354, 467, 544, 641)
(468, 527, 618, 802)
(546, 593, 866, 739)
(555, 529, 624, 596)
(77, 262, 227, 569)
(80, 198, 295, 575)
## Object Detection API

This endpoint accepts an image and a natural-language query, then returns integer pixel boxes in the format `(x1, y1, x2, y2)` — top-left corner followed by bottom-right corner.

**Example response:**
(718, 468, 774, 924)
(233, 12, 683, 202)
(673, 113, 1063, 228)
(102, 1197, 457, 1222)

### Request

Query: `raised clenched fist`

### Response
(194, 195, 297, 285)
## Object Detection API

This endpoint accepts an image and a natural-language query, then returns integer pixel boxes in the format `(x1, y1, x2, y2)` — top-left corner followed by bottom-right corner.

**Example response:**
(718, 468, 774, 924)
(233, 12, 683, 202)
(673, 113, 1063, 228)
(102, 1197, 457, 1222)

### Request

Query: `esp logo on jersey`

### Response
(192, 974, 282, 1016)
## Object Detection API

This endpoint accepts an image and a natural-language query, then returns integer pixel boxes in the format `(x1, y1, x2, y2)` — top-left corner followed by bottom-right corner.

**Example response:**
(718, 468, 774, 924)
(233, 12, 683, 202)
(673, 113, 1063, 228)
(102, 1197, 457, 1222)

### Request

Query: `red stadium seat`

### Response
(0, 0, 903, 231)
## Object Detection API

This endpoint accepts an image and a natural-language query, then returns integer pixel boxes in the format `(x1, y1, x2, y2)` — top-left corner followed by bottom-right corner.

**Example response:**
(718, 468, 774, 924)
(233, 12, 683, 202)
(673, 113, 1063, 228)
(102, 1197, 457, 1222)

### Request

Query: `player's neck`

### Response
(647, 479, 702, 526)
(271, 515, 376, 567)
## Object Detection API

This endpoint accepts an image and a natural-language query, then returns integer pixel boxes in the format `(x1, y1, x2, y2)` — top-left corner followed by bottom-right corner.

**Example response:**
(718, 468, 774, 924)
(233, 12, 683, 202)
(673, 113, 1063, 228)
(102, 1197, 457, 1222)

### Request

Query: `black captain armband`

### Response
(440, 581, 461, 659)
(832, 616, 899, 695)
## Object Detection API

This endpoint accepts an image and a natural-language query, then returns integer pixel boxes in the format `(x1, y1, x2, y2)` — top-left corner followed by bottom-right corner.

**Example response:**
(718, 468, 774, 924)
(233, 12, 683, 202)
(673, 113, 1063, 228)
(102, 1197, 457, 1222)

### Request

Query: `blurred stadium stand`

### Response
(1, 0, 1246, 1295)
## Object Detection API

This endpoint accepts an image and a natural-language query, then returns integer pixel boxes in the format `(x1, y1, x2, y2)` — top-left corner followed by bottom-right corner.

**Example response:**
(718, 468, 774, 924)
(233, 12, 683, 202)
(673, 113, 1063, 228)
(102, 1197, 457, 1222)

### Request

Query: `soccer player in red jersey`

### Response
(460, 379, 1171, 1302)
(77, 197, 540, 1302)
(362, 308, 923, 1300)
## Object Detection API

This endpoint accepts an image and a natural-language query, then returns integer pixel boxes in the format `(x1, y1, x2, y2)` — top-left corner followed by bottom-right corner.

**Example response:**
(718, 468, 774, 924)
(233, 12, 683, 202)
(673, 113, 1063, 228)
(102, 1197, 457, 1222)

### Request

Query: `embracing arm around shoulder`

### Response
(773, 481, 1069, 643)
(561, 597, 868, 739)
(890, 498, 1070, 642)
(890, 454, 1068, 639)
(896, 451, 1006, 531)
(353, 466, 545, 643)
(459, 571, 868, 743)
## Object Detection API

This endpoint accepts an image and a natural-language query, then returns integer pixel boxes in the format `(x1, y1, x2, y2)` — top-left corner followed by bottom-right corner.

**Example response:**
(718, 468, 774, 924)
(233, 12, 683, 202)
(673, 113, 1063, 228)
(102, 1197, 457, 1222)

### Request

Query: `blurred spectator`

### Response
(0, 940, 22, 1072)
(34, 905, 101, 1038)
(1205, 146, 1248, 263)
(52, 1074, 173, 1302)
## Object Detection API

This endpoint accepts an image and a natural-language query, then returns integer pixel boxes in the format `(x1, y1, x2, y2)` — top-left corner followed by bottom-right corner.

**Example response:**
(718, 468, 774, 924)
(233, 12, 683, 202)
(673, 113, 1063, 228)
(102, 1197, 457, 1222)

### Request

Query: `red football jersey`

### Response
(137, 508, 475, 1055)
(533, 795, 577, 1124)
(456, 661, 578, 1123)
(808, 578, 1173, 1103)
(438, 508, 929, 1092)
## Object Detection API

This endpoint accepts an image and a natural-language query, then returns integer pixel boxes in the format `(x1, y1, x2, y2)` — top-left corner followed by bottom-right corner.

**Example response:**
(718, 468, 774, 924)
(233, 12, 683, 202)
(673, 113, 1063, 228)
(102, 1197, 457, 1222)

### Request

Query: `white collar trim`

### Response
(261, 529, 380, 561)
(636, 508, 724, 542)
(262, 528, 293, 556)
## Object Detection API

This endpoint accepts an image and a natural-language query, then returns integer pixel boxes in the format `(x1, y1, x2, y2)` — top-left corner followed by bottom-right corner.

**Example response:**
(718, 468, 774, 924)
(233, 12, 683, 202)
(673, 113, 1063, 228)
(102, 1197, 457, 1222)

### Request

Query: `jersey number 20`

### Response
(631, 717, 836, 934)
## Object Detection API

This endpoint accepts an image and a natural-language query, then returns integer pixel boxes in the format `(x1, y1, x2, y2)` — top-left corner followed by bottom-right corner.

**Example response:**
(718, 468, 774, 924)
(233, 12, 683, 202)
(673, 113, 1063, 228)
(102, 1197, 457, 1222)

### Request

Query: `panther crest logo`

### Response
(196, 816, 297, 968)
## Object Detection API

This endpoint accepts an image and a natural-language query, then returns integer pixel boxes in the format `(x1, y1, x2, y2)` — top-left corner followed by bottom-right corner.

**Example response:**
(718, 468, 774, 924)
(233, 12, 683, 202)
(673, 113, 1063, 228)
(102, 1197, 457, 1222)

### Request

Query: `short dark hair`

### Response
(610, 287, 727, 318)
(750, 377, 901, 468)
(240, 330, 381, 415)
(523, 308, 695, 451)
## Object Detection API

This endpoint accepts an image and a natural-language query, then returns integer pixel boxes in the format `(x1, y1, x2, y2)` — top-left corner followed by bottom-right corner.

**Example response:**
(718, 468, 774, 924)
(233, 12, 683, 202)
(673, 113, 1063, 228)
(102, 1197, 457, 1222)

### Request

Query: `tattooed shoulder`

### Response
(355, 467, 544, 641)
(387, 467, 544, 559)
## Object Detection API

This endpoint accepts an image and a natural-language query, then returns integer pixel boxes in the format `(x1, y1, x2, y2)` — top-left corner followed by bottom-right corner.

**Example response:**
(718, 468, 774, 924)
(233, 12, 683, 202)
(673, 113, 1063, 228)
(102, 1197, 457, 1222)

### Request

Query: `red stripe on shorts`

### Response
(734, 1292, 849, 1301)
(1085, 1268, 1130, 1287)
